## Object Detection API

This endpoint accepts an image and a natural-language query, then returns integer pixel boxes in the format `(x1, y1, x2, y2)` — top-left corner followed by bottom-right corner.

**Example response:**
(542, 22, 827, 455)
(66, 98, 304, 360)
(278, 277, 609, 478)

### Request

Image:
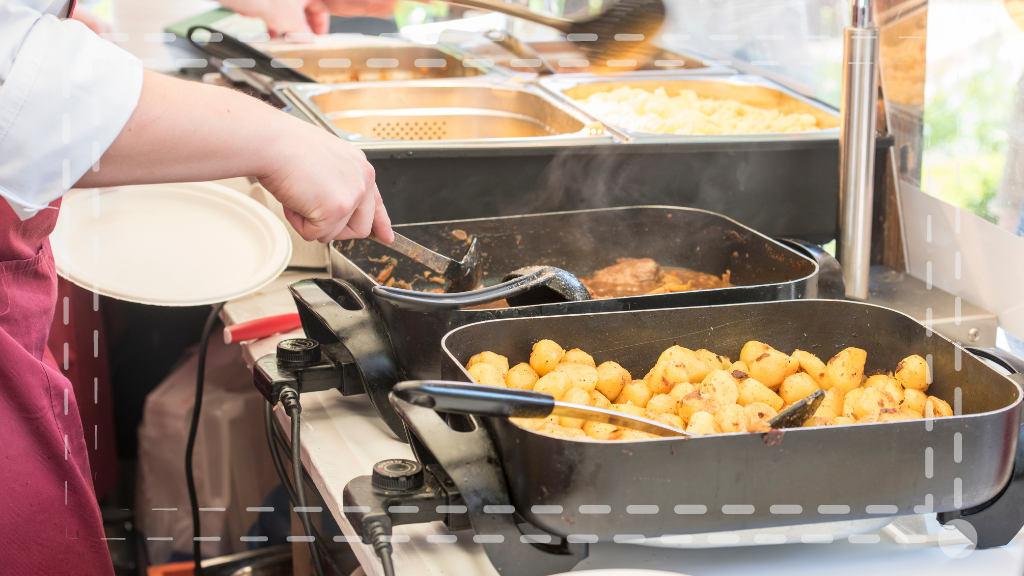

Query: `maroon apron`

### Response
(0, 199, 113, 574)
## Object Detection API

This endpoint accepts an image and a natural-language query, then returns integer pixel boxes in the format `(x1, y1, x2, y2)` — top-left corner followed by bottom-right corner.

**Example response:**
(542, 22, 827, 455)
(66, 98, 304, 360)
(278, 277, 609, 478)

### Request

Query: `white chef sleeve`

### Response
(0, 9, 142, 220)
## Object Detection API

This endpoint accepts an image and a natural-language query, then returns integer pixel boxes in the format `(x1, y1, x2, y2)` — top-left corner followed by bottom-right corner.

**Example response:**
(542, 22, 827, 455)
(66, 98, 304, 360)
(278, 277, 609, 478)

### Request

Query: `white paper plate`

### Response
(51, 182, 292, 306)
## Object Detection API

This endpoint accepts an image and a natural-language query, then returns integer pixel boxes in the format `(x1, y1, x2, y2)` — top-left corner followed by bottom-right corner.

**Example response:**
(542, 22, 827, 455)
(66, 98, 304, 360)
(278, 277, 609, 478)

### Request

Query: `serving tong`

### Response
(393, 381, 827, 438)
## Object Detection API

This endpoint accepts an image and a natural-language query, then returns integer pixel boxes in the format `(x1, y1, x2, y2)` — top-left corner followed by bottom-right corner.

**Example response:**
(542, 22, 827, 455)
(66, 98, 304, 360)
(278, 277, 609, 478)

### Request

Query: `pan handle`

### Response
(186, 25, 317, 83)
(774, 237, 846, 300)
(965, 347, 1024, 376)
(289, 278, 407, 440)
(393, 381, 555, 418)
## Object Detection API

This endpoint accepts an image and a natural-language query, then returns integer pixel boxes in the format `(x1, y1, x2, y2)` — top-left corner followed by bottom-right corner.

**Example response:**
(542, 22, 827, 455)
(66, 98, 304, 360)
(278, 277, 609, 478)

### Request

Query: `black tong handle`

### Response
(372, 267, 572, 312)
(186, 25, 317, 83)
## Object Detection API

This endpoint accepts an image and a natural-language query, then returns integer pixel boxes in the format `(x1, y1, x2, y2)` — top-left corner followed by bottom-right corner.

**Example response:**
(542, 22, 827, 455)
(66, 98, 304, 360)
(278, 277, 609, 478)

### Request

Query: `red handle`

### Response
(224, 313, 302, 344)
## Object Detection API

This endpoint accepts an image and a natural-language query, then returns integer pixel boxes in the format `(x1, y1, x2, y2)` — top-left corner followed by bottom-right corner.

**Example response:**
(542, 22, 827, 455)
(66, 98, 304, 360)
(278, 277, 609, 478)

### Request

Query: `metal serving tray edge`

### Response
(538, 72, 842, 144)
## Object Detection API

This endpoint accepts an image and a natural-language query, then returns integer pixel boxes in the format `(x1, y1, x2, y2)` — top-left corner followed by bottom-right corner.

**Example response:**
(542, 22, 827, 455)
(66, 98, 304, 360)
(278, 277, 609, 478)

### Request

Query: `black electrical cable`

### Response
(186, 301, 225, 576)
(379, 546, 396, 576)
(281, 391, 327, 576)
(263, 400, 345, 576)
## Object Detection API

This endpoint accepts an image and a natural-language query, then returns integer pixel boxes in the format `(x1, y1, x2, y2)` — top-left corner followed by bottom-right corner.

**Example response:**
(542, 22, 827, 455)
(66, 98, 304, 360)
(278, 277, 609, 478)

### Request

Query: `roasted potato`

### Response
(533, 371, 572, 400)
(589, 389, 612, 409)
(902, 388, 927, 415)
(814, 387, 845, 419)
(651, 412, 685, 430)
(538, 422, 588, 439)
(530, 339, 565, 376)
(647, 360, 690, 395)
(736, 378, 784, 412)
(696, 349, 730, 371)
(896, 354, 930, 391)
(467, 363, 507, 387)
(559, 386, 592, 429)
(728, 361, 750, 376)
(748, 347, 799, 390)
(864, 374, 905, 405)
(853, 387, 897, 418)
(505, 362, 540, 390)
(610, 402, 646, 418)
(740, 341, 771, 365)
(924, 396, 953, 418)
(842, 387, 866, 418)
(791, 349, 828, 388)
(467, 351, 509, 378)
(678, 391, 721, 423)
(595, 361, 631, 401)
(715, 404, 749, 433)
(645, 393, 679, 416)
(778, 372, 820, 405)
(607, 429, 655, 441)
(658, 346, 713, 382)
(876, 408, 913, 422)
(825, 347, 868, 394)
(802, 416, 835, 428)
(833, 416, 856, 426)
(617, 380, 654, 408)
(668, 382, 698, 402)
(583, 420, 618, 440)
(686, 411, 722, 435)
(554, 362, 599, 392)
(699, 370, 741, 406)
(562, 348, 596, 367)
(744, 402, 778, 424)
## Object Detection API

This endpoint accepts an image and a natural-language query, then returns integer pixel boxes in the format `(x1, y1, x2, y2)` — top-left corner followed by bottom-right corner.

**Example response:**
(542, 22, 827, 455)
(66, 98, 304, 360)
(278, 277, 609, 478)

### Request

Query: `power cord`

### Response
(186, 301, 225, 576)
(263, 400, 346, 576)
(278, 388, 327, 576)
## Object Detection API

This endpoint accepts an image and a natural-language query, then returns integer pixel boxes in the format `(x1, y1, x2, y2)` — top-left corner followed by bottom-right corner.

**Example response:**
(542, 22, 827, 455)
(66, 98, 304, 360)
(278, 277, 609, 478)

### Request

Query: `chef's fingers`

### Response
(283, 205, 319, 242)
(330, 183, 376, 241)
(369, 185, 394, 243)
(306, 1, 330, 34)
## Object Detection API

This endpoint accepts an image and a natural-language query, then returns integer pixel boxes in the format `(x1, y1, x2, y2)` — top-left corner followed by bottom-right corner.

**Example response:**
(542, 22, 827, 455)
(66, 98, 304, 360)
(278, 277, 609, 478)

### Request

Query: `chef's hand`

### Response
(259, 124, 394, 244)
(219, 0, 331, 35)
(321, 0, 397, 17)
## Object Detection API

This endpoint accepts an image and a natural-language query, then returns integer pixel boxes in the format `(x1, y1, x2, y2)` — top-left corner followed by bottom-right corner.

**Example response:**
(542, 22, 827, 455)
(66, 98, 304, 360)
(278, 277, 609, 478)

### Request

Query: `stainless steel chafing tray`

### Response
(539, 73, 841, 142)
(256, 40, 501, 83)
(279, 79, 613, 149)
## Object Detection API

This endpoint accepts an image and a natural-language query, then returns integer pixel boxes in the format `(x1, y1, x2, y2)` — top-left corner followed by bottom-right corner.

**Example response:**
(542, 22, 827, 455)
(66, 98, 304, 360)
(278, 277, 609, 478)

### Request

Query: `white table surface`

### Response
(227, 273, 1024, 576)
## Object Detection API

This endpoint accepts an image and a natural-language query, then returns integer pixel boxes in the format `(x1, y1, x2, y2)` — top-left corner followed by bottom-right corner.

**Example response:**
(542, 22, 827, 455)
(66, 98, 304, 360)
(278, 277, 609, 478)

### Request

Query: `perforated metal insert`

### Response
(372, 120, 448, 140)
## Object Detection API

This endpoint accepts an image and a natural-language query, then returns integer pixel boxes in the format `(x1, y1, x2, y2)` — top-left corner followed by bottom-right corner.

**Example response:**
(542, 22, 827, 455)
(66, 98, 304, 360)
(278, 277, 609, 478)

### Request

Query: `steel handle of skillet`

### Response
(775, 237, 846, 300)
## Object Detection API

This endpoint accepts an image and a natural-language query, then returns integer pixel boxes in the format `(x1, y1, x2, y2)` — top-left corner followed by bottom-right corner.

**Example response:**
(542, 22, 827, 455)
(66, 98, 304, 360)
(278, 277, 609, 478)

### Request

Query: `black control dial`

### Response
(371, 459, 424, 492)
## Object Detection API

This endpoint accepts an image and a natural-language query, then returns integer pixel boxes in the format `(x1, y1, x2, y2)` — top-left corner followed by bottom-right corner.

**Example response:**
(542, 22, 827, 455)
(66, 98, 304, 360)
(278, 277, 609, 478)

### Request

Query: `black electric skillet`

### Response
(256, 206, 843, 439)
(336, 300, 1024, 576)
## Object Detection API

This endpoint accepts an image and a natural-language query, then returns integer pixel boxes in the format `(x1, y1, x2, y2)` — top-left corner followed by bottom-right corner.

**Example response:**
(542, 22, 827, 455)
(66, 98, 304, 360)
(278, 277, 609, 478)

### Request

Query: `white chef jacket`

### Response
(0, 0, 142, 220)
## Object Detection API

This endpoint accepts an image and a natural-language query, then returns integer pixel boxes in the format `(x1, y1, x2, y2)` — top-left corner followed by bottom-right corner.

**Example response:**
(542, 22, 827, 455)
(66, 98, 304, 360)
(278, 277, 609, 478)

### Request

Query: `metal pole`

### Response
(837, 0, 880, 300)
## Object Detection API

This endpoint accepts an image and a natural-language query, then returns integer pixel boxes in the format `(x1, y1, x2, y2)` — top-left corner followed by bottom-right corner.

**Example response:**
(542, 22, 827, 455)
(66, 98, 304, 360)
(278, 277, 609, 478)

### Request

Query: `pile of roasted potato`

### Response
(464, 340, 953, 441)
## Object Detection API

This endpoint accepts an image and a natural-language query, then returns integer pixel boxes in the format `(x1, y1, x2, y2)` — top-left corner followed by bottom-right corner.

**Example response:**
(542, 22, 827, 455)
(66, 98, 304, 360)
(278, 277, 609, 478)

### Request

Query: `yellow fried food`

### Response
(668, 382, 698, 402)
(902, 388, 927, 415)
(467, 351, 509, 378)
(792, 349, 828, 388)
(559, 386, 592, 429)
(595, 361, 631, 401)
(853, 388, 897, 418)
(696, 349, 730, 371)
(826, 347, 868, 394)
(554, 362, 599, 392)
(802, 416, 835, 428)
(658, 346, 713, 382)
(814, 387, 845, 419)
(896, 354, 930, 391)
(538, 422, 588, 439)
(510, 417, 542, 430)
(699, 370, 740, 406)
(778, 372, 820, 405)
(607, 429, 655, 441)
(610, 402, 646, 418)
(925, 396, 953, 418)
(533, 371, 572, 400)
(505, 362, 540, 390)
(736, 378, 784, 412)
(467, 363, 507, 387)
(740, 341, 771, 365)
(744, 402, 778, 424)
(834, 416, 856, 425)
(647, 360, 690, 395)
(617, 380, 654, 408)
(728, 361, 750, 375)
(530, 339, 565, 376)
(748, 347, 799, 390)
(561, 348, 596, 367)
(843, 387, 866, 418)
(583, 421, 618, 440)
(864, 374, 905, 405)
(678, 391, 721, 424)
(651, 412, 685, 430)
(715, 404, 749, 433)
(589, 389, 612, 409)
(686, 411, 721, 435)
(645, 393, 679, 415)
(876, 408, 913, 422)
(899, 407, 923, 419)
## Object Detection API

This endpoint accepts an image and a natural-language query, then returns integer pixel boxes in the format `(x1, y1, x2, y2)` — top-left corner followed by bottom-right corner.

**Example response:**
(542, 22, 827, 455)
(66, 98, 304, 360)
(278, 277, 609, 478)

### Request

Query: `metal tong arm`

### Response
(392, 380, 690, 437)
(484, 30, 557, 74)
(185, 25, 316, 83)
(373, 267, 554, 311)
(369, 232, 453, 276)
(446, 0, 573, 31)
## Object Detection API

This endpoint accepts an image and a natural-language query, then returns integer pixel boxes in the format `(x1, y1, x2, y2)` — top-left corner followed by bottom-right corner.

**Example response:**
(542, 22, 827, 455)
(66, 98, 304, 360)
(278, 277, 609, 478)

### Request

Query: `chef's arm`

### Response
(75, 69, 393, 243)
